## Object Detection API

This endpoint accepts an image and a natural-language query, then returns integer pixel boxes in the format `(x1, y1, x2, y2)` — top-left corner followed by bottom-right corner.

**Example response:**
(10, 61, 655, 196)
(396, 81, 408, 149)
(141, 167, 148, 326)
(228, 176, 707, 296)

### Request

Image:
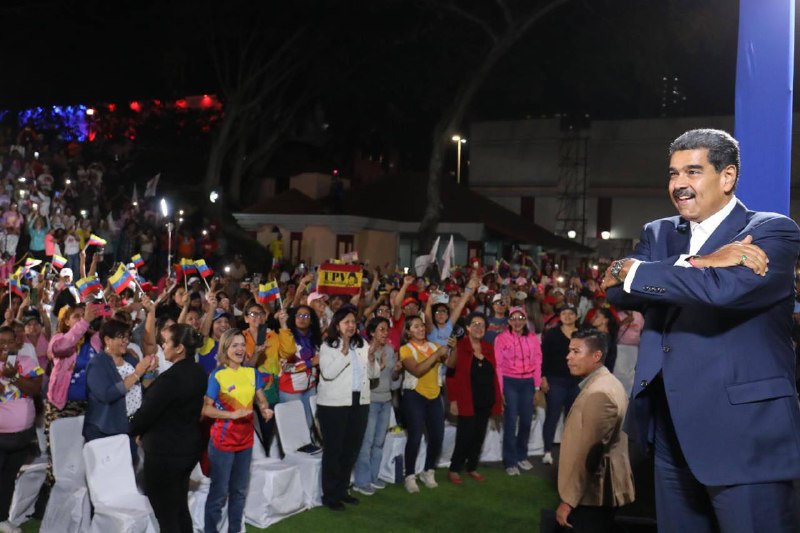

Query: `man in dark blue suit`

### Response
(604, 129, 800, 532)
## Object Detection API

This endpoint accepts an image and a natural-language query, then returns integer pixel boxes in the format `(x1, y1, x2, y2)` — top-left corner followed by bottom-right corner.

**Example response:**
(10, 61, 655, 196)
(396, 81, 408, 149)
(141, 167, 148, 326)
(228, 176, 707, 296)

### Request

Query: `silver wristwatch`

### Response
(610, 259, 626, 283)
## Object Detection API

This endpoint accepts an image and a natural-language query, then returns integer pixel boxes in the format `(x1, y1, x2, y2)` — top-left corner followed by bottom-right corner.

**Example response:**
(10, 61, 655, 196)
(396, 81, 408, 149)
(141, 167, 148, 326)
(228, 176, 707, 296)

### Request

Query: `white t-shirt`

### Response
(63, 234, 80, 255)
(116, 362, 142, 417)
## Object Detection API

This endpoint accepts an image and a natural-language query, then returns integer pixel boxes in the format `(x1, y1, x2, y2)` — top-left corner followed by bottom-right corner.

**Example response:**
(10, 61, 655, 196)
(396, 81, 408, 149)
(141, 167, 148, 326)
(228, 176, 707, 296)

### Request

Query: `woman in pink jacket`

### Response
(493, 306, 542, 476)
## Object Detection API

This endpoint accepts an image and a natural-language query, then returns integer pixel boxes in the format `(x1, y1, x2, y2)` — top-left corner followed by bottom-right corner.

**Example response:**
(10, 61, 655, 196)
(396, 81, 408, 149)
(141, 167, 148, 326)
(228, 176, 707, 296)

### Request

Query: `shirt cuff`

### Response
(622, 260, 641, 293)
(674, 254, 693, 268)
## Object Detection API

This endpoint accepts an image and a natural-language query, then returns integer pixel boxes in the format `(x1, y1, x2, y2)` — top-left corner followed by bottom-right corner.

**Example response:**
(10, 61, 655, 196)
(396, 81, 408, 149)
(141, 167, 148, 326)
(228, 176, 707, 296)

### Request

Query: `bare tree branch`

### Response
(431, 0, 498, 42)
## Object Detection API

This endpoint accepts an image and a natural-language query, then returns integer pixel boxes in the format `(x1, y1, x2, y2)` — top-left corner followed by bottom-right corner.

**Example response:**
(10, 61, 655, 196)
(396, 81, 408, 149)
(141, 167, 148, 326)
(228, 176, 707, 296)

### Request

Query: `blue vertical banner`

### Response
(734, 0, 794, 215)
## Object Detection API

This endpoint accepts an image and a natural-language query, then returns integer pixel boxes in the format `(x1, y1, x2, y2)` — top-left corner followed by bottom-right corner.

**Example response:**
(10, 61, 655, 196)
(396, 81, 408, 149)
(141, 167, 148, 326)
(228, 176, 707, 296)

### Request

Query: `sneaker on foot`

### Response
(0, 522, 21, 533)
(404, 474, 420, 493)
(505, 466, 520, 476)
(518, 459, 534, 470)
(542, 452, 553, 465)
(420, 469, 438, 488)
(352, 485, 375, 496)
(371, 480, 387, 490)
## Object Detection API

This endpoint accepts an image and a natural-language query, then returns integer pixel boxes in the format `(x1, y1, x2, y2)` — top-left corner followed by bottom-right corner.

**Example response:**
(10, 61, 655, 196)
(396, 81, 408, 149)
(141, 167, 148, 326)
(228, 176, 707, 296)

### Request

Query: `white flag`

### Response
(414, 236, 440, 277)
(144, 173, 160, 198)
(131, 183, 139, 205)
(440, 235, 455, 281)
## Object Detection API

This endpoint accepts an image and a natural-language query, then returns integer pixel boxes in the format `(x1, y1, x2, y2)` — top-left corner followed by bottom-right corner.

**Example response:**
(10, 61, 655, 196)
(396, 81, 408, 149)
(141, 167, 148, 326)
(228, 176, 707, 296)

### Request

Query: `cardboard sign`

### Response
(317, 263, 363, 295)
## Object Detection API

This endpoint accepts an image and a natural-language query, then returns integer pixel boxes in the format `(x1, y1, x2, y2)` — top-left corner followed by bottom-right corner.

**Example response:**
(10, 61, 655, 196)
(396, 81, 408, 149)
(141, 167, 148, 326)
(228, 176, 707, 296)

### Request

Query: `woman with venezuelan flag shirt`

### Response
(202, 328, 273, 533)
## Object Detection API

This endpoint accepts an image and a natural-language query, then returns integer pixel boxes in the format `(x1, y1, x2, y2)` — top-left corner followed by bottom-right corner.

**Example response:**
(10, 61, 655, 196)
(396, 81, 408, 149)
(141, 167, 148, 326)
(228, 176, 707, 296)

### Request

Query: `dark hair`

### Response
(289, 305, 322, 348)
(431, 302, 450, 320)
(365, 316, 390, 341)
(402, 314, 425, 343)
(325, 305, 364, 348)
(165, 323, 204, 360)
(571, 328, 608, 362)
(0, 325, 14, 337)
(594, 307, 618, 341)
(99, 319, 131, 347)
(669, 129, 740, 188)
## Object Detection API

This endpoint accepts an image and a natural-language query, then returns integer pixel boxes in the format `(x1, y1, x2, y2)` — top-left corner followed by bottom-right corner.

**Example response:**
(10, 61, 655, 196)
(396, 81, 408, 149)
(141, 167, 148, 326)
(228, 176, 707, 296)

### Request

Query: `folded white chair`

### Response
(480, 425, 503, 462)
(378, 429, 407, 483)
(83, 435, 158, 533)
(40, 416, 91, 533)
(9, 460, 46, 527)
(274, 400, 322, 508)
(187, 464, 230, 533)
(528, 406, 546, 456)
(437, 422, 458, 467)
(244, 459, 305, 528)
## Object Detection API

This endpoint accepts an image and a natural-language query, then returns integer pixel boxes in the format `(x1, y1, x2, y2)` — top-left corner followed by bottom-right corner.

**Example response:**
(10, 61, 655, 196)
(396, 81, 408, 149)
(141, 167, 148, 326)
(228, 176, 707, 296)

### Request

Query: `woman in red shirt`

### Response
(445, 312, 502, 484)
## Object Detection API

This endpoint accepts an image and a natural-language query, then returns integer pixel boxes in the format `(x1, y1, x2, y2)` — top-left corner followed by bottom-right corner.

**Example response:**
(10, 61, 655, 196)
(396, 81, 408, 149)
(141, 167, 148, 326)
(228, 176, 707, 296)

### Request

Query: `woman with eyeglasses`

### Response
(83, 319, 157, 460)
(242, 302, 293, 456)
(131, 323, 207, 533)
(424, 276, 479, 347)
(493, 305, 542, 476)
(280, 305, 322, 429)
(445, 312, 502, 484)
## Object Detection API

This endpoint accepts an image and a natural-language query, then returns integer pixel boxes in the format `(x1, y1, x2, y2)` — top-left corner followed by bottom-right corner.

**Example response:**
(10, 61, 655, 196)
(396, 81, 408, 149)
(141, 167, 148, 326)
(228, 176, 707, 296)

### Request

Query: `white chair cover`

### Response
(187, 464, 229, 533)
(274, 401, 322, 508)
(82, 435, 158, 533)
(244, 460, 305, 528)
(528, 406, 546, 455)
(437, 423, 457, 467)
(378, 431, 406, 483)
(41, 416, 91, 533)
(9, 460, 46, 526)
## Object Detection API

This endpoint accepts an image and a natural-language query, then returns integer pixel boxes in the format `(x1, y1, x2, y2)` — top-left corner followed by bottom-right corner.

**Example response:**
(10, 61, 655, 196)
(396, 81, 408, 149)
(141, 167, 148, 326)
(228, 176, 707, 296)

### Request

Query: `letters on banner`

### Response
(316, 263, 363, 296)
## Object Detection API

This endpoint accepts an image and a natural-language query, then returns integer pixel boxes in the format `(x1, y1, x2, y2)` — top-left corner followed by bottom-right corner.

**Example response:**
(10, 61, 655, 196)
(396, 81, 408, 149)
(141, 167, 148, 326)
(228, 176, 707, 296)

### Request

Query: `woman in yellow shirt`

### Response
(399, 315, 455, 493)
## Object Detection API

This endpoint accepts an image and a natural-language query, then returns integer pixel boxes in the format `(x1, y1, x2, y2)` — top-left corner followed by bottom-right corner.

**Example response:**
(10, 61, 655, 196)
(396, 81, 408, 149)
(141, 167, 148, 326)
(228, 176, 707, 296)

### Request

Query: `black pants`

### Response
(559, 505, 615, 533)
(144, 452, 199, 533)
(449, 408, 491, 473)
(317, 393, 369, 504)
(255, 408, 279, 456)
(0, 427, 35, 522)
(402, 389, 444, 476)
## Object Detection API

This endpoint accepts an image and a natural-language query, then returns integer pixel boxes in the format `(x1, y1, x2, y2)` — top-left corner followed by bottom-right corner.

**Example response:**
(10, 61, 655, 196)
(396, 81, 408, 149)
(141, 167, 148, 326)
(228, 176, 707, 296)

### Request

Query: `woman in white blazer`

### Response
(317, 305, 380, 511)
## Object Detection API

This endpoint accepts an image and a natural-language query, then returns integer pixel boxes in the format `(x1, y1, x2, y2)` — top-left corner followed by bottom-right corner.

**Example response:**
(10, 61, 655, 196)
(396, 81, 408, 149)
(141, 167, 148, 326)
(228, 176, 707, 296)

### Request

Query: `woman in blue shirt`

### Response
(27, 214, 49, 261)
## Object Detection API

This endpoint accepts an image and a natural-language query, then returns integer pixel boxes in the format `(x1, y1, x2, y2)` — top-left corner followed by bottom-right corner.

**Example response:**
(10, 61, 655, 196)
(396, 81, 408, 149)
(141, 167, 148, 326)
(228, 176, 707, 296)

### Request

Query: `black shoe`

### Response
(325, 500, 346, 511)
(341, 494, 360, 505)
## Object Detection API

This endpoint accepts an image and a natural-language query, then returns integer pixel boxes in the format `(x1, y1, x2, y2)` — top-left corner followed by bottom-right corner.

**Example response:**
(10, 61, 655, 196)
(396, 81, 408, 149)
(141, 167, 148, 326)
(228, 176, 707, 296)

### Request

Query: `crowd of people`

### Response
(1, 123, 799, 533)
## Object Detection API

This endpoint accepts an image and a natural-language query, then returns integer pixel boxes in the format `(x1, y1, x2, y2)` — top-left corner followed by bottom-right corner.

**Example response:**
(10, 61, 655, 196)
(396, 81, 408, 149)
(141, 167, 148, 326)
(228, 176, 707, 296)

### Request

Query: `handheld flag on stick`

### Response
(194, 259, 213, 279)
(180, 258, 198, 276)
(88, 234, 107, 247)
(75, 277, 103, 300)
(8, 275, 25, 298)
(52, 255, 67, 269)
(25, 258, 42, 269)
(108, 264, 134, 295)
(131, 254, 145, 269)
(257, 281, 281, 304)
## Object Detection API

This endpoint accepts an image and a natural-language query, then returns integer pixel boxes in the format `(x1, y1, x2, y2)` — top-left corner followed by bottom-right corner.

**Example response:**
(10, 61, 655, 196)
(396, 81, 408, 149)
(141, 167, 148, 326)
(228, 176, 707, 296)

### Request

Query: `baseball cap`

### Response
(557, 303, 578, 314)
(514, 291, 528, 301)
(60, 267, 73, 278)
(188, 276, 201, 285)
(401, 297, 419, 308)
(212, 309, 232, 322)
(509, 306, 527, 318)
(491, 294, 505, 304)
(307, 291, 329, 305)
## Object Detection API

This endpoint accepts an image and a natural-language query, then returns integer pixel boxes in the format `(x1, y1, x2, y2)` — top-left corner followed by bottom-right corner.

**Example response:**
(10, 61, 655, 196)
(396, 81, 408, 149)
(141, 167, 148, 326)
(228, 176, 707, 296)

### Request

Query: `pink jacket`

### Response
(47, 319, 101, 409)
(493, 329, 542, 396)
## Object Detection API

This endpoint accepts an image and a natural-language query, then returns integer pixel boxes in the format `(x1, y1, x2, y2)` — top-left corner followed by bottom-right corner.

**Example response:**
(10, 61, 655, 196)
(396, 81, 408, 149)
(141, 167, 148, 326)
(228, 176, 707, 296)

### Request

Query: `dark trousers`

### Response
(450, 408, 491, 473)
(255, 408, 278, 456)
(560, 505, 616, 533)
(402, 389, 444, 476)
(502, 376, 535, 467)
(652, 377, 799, 533)
(0, 427, 35, 521)
(317, 393, 369, 504)
(543, 376, 580, 452)
(144, 452, 198, 533)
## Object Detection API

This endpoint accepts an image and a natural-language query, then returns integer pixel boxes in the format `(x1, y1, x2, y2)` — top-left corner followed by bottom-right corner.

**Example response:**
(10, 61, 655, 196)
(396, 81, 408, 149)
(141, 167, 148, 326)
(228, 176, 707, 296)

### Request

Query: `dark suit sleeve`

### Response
(130, 373, 177, 436)
(607, 223, 655, 311)
(628, 217, 799, 310)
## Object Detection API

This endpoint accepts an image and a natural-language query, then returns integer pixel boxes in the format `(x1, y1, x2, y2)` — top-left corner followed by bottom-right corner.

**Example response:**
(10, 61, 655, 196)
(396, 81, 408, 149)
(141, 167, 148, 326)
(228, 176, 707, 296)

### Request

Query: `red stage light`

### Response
(201, 95, 213, 108)
(175, 99, 188, 110)
(130, 101, 141, 112)
(108, 103, 116, 112)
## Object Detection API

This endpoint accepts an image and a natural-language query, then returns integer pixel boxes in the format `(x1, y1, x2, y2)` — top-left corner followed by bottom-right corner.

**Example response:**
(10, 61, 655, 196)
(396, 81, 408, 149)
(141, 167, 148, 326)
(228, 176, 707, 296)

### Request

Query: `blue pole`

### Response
(734, 0, 794, 215)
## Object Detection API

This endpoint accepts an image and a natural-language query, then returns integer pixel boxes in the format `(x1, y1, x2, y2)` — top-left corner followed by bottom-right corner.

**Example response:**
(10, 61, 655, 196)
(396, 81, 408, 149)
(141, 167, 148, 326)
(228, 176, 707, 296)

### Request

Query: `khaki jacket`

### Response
(557, 366, 635, 508)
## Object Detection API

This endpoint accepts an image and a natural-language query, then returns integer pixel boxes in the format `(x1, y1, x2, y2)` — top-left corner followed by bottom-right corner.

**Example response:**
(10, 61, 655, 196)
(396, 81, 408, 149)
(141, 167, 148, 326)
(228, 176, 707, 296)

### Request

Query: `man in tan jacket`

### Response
(555, 329, 635, 532)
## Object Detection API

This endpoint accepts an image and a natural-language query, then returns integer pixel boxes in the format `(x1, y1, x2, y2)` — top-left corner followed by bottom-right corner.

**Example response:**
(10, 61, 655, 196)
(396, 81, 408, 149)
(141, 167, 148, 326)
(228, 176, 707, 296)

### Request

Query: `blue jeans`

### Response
(542, 376, 580, 453)
(502, 376, 535, 467)
(354, 401, 392, 488)
(204, 444, 252, 533)
(279, 388, 316, 428)
(402, 389, 444, 476)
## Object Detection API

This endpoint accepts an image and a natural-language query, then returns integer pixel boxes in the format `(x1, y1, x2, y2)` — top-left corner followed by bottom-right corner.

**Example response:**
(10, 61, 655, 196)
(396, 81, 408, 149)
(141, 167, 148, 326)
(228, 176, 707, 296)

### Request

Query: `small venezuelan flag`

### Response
(180, 258, 198, 275)
(88, 234, 107, 247)
(75, 277, 103, 299)
(108, 264, 133, 294)
(258, 281, 280, 303)
(194, 259, 214, 279)
(52, 255, 68, 269)
(131, 254, 145, 269)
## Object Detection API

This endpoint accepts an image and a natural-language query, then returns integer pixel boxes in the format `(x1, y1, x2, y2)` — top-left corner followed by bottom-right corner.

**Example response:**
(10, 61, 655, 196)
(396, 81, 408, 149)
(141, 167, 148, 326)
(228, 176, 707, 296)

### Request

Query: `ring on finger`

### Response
(739, 254, 747, 266)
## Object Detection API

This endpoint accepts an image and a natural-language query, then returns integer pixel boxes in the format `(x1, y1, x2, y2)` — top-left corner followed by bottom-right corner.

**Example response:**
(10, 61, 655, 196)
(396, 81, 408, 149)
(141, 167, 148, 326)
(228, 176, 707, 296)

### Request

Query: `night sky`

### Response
(2, 0, 795, 166)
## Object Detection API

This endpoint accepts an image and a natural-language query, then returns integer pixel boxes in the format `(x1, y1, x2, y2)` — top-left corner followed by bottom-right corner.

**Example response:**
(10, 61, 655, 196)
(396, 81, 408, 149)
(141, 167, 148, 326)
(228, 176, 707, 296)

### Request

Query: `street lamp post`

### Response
(161, 198, 173, 280)
(451, 135, 467, 184)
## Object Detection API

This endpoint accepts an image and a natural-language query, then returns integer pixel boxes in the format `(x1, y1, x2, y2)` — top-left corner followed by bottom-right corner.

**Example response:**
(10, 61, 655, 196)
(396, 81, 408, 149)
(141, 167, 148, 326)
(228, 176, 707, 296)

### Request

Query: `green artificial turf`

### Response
(19, 465, 558, 533)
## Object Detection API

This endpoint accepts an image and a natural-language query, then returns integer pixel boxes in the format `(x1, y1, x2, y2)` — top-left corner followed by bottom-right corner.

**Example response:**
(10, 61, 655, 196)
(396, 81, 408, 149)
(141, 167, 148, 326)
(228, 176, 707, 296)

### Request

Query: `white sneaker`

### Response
(518, 459, 534, 471)
(404, 474, 420, 493)
(0, 521, 21, 533)
(420, 468, 438, 488)
(371, 480, 387, 490)
(542, 452, 553, 464)
(505, 466, 520, 476)
(352, 484, 375, 496)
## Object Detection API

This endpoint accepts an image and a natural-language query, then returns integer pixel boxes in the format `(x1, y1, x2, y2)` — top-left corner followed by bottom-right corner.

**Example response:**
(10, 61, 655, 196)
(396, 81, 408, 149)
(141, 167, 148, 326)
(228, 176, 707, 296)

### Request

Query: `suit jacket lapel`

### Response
(696, 200, 748, 257)
(668, 218, 692, 257)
